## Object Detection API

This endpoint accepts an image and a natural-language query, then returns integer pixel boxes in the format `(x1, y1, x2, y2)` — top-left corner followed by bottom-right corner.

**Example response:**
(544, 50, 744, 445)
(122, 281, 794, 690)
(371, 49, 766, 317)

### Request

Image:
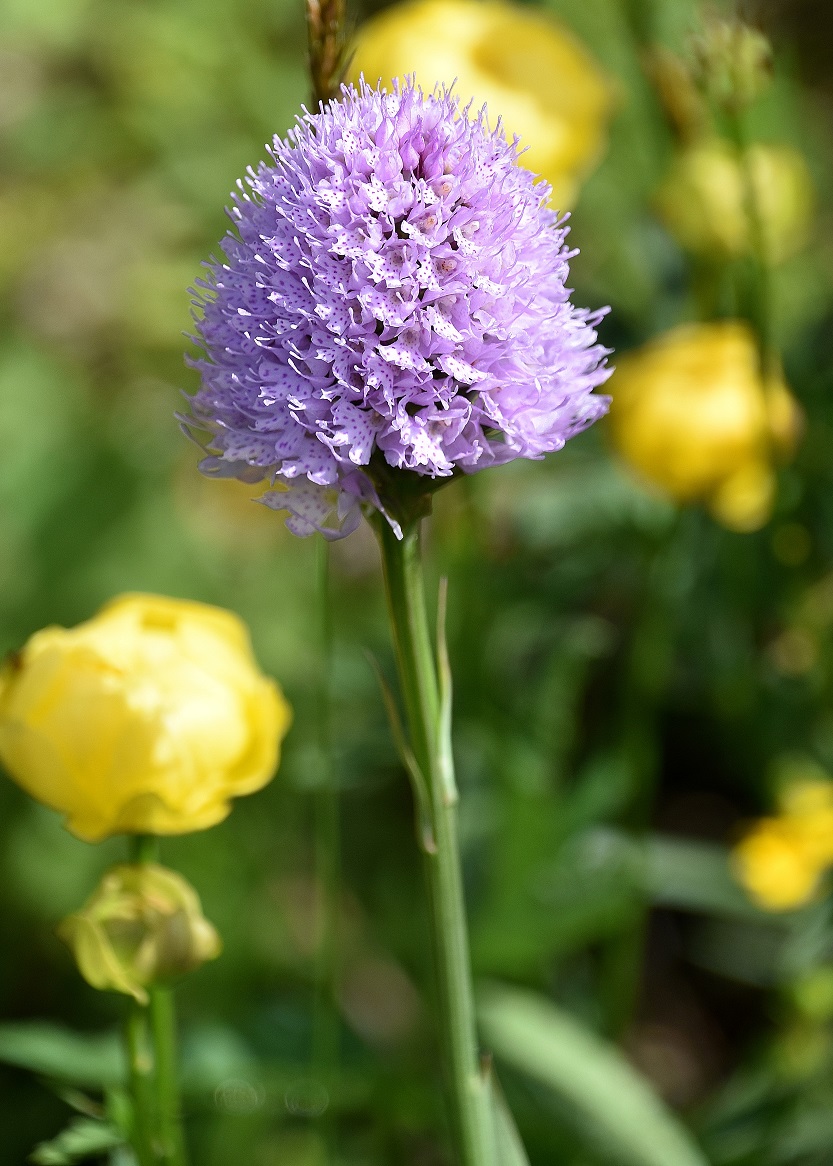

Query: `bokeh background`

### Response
(1, 0, 833, 1162)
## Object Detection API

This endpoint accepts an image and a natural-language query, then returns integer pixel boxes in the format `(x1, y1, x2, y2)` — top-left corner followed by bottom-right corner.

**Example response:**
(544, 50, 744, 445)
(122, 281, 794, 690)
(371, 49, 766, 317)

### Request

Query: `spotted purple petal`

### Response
(185, 79, 612, 538)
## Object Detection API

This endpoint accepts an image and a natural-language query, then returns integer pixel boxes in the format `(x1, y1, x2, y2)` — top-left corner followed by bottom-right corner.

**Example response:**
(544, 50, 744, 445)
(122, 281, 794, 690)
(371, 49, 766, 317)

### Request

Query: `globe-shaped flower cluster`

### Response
(186, 79, 611, 537)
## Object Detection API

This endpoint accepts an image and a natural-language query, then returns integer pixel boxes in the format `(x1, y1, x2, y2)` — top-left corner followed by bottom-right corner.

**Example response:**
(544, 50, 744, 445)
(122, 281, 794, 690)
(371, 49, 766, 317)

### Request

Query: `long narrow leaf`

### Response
(489, 1069, 531, 1166)
(479, 984, 709, 1166)
(435, 575, 458, 806)
(0, 1023, 124, 1088)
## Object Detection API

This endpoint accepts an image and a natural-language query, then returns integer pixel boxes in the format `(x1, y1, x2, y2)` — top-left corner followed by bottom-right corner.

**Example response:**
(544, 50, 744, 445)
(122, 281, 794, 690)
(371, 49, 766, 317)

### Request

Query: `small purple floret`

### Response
(186, 79, 612, 538)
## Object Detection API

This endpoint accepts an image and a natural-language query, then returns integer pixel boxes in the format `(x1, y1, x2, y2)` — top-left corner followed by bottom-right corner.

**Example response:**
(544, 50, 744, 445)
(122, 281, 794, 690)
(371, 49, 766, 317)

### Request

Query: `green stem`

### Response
(723, 42, 775, 381)
(125, 1001, 157, 1166)
(131, 834, 159, 865)
(150, 987, 189, 1166)
(375, 516, 492, 1166)
(126, 835, 189, 1166)
(312, 539, 340, 1135)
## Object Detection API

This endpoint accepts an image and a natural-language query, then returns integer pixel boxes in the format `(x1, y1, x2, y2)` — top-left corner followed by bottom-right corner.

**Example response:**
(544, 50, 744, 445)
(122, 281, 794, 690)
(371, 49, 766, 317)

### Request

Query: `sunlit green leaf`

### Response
(479, 983, 709, 1166)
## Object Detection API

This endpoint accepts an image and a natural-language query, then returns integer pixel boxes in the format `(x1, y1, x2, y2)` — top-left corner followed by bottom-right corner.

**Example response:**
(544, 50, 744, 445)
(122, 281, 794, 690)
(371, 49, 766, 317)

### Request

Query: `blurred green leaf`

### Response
(30, 1118, 124, 1166)
(490, 1072, 531, 1166)
(643, 834, 769, 920)
(0, 1024, 125, 1088)
(478, 983, 709, 1166)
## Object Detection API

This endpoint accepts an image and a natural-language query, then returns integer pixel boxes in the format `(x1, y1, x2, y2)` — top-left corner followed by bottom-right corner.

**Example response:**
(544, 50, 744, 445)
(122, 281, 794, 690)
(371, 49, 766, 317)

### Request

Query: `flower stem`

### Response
(132, 834, 159, 866)
(127, 835, 189, 1166)
(149, 986, 189, 1166)
(723, 35, 775, 382)
(375, 516, 493, 1166)
(125, 1000, 156, 1166)
(312, 538, 340, 1139)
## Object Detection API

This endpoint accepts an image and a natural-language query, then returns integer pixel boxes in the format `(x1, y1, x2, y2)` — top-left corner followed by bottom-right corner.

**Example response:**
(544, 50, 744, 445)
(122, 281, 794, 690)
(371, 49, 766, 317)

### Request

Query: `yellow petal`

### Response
(0, 594, 292, 839)
(709, 460, 775, 532)
(350, 0, 613, 209)
(733, 820, 822, 911)
(608, 321, 799, 530)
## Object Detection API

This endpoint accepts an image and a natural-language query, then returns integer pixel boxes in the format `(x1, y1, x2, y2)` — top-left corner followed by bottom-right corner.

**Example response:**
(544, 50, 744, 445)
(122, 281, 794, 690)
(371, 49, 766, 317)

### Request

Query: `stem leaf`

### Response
(488, 1068, 530, 1166)
(436, 576, 458, 807)
(30, 1118, 125, 1165)
(365, 650, 436, 852)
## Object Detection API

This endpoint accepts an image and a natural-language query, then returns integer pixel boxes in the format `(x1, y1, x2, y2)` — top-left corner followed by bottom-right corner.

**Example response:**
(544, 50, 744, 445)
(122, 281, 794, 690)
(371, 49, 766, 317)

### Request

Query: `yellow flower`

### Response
(732, 818, 822, 911)
(349, 0, 612, 210)
(608, 321, 801, 532)
(777, 779, 833, 868)
(0, 594, 291, 841)
(655, 139, 813, 264)
(59, 863, 221, 1003)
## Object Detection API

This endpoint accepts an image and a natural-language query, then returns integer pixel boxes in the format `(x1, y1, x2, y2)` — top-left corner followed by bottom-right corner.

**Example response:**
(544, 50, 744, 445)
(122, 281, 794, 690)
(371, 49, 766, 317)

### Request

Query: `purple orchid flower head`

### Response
(184, 78, 612, 538)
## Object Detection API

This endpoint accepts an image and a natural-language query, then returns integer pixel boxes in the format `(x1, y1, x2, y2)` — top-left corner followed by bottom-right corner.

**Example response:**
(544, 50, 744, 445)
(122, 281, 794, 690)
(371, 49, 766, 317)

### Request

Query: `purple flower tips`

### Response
(185, 79, 612, 538)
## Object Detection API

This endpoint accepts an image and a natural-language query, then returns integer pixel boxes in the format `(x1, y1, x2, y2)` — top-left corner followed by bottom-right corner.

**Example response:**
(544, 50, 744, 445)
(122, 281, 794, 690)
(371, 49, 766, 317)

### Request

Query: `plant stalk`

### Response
(312, 538, 340, 1143)
(128, 835, 189, 1166)
(150, 986, 189, 1166)
(125, 1000, 156, 1166)
(375, 515, 492, 1166)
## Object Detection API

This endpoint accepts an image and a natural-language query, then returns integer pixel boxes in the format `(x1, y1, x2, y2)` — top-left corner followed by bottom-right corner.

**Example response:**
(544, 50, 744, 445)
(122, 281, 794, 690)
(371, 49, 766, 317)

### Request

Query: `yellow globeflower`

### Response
(656, 139, 813, 264)
(732, 818, 822, 911)
(59, 863, 222, 1003)
(0, 594, 291, 841)
(777, 778, 833, 868)
(350, 0, 613, 209)
(608, 321, 801, 532)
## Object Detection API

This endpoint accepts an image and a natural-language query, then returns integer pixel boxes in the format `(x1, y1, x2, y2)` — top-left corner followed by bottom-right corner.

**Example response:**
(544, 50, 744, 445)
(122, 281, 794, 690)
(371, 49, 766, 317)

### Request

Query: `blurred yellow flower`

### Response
(733, 819, 821, 911)
(0, 594, 291, 841)
(608, 321, 801, 532)
(655, 139, 813, 264)
(59, 863, 221, 1003)
(349, 0, 613, 209)
(777, 778, 833, 867)
(733, 772, 833, 911)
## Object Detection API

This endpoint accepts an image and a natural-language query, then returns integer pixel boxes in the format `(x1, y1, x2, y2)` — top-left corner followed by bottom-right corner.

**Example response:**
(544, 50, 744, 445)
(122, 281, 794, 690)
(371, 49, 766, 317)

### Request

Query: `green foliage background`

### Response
(0, 0, 832, 1162)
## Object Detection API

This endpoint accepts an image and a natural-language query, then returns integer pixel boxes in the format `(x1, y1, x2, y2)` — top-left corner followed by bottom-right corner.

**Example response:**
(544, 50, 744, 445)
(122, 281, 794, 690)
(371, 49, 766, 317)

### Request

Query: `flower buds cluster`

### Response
(59, 863, 222, 1002)
(691, 17, 773, 113)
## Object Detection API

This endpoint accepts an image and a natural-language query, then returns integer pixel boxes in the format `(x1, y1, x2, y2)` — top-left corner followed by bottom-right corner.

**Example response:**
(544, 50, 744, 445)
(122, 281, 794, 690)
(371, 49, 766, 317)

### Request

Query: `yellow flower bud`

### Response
(732, 819, 822, 911)
(58, 863, 221, 1003)
(655, 139, 814, 264)
(608, 321, 801, 532)
(349, 0, 613, 210)
(0, 594, 291, 841)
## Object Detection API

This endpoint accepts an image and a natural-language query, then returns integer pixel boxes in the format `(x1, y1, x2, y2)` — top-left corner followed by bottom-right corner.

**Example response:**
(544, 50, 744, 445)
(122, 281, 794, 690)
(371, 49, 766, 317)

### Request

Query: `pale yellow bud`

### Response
(0, 594, 291, 841)
(350, 0, 613, 210)
(58, 863, 221, 1003)
(655, 139, 814, 264)
(608, 322, 801, 532)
